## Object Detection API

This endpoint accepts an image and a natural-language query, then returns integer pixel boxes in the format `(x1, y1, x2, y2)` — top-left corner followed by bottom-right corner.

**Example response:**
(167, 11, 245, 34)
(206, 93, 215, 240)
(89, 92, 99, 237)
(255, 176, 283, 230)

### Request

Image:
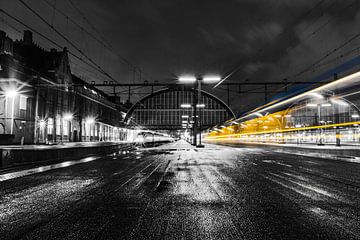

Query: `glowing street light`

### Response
(306, 103, 317, 107)
(178, 76, 197, 83)
(180, 104, 192, 108)
(178, 74, 220, 148)
(39, 119, 46, 128)
(86, 117, 95, 124)
(321, 103, 332, 107)
(203, 76, 221, 83)
(63, 113, 73, 121)
(5, 90, 18, 98)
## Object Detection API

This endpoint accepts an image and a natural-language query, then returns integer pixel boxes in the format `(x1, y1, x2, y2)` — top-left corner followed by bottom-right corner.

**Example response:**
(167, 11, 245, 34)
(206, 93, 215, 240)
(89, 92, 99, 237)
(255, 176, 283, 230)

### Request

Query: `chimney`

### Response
(23, 30, 33, 45)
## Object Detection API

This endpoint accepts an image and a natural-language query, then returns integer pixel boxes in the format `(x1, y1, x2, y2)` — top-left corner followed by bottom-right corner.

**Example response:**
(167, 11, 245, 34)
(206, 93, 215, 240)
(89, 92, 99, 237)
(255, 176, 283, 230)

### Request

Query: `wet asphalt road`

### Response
(0, 140, 360, 240)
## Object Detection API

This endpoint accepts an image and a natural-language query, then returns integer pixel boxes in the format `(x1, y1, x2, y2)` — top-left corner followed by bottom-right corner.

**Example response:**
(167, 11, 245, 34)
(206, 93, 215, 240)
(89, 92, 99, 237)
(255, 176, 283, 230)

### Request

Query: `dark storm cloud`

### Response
(2, 0, 360, 114)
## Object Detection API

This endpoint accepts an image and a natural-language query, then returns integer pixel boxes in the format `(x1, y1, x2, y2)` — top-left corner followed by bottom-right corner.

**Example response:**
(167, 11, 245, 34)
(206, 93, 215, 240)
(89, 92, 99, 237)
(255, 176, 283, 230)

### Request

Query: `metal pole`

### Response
(197, 80, 204, 147)
(318, 104, 324, 145)
(10, 96, 15, 134)
(34, 88, 39, 144)
(193, 86, 197, 146)
(128, 86, 131, 102)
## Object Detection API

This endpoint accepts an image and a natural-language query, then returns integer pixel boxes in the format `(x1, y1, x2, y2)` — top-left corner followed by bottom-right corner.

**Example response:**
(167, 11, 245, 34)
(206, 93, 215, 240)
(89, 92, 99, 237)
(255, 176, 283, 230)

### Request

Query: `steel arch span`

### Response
(125, 88, 235, 130)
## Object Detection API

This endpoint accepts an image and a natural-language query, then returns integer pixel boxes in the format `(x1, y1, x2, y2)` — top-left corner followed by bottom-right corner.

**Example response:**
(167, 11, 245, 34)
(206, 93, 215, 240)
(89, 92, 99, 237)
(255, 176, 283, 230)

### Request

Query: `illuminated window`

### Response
(19, 95, 27, 110)
(47, 118, 53, 133)
(63, 120, 68, 135)
(56, 118, 61, 134)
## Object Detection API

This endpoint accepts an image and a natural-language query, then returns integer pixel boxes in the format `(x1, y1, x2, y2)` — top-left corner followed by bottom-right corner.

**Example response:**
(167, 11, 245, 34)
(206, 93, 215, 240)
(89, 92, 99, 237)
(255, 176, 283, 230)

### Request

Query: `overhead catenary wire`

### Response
(42, 0, 110, 53)
(66, 0, 153, 82)
(253, 0, 359, 96)
(0, 9, 109, 80)
(290, 0, 359, 79)
(17, 0, 120, 84)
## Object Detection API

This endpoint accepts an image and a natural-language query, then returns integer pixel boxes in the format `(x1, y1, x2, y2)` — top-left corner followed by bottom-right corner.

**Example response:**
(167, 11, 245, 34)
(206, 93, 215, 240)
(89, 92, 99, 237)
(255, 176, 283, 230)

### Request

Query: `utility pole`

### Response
(192, 85, 197, 146)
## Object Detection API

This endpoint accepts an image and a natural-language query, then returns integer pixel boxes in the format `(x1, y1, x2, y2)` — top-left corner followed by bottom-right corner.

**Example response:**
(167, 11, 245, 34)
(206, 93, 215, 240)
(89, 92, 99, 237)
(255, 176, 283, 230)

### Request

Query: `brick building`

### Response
(0, 30, 128, 144)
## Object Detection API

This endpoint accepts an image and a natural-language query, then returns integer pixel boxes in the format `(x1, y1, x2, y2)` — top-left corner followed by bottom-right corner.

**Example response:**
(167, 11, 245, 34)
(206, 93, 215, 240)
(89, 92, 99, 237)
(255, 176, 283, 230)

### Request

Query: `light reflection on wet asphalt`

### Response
(0, 140, 360, 239)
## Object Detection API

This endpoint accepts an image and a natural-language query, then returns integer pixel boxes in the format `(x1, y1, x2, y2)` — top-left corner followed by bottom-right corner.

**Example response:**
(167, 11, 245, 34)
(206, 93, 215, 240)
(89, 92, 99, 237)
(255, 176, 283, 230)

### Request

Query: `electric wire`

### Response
(0, 9, 108, 81)
(17, 0, 119, 83)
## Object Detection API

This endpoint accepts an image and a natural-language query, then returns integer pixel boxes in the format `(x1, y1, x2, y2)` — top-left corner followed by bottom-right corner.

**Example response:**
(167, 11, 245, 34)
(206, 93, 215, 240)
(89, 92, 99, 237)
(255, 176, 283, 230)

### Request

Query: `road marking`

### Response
(0, 156, 100, 182)
(261, 174, 316, 199)
(268, 172, 335, 199)
(153, 159, 172, 192)
(262, 160, 292, 167)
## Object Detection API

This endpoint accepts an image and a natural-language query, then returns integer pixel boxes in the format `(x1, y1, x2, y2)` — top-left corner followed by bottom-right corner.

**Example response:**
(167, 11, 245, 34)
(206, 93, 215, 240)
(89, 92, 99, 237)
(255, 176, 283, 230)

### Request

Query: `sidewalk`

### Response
(0, 141, 134, 169)
(0, 141, 131, 150)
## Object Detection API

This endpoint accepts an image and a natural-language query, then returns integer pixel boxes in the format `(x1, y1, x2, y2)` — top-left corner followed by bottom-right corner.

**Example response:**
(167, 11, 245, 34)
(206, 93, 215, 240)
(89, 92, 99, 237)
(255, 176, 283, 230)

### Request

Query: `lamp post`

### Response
(179, 75, 221, 148)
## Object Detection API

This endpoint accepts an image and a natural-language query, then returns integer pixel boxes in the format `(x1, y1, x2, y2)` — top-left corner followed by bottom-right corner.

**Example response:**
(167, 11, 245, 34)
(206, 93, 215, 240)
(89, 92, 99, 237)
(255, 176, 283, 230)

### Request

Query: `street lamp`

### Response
(178, 76, 197, 83)
(63, 113, 73, 121)
(5, 89, 18, 134)
(180, 104, 191, 108)
(5, 90, 18, 98)
(203, 76, 221, 83)
(178, 75, 221, 147)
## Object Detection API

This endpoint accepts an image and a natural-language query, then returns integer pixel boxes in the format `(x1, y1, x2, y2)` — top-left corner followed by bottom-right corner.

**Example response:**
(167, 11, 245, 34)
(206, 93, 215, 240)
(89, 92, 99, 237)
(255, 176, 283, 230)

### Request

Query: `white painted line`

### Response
(0, 156, 100, 182)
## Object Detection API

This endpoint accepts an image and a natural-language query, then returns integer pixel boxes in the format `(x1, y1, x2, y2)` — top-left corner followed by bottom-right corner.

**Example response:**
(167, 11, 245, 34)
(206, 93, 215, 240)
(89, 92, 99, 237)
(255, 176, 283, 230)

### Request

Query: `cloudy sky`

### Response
(2, 0, 360, 114)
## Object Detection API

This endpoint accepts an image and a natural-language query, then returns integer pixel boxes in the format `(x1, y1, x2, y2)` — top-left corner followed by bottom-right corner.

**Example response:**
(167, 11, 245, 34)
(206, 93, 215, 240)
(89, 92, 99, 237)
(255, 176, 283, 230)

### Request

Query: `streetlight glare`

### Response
(306, 103, 317, 107)
(178, 76, 197, 83)
(5, 89, 18, 98)
(86, 117, 95, 124)
(180, 104, 192, 108)
(321, 103, 332, 107)
(203, 76, 221, 83)
(39, 120, 46, 128)
(63, 113, 73, 120)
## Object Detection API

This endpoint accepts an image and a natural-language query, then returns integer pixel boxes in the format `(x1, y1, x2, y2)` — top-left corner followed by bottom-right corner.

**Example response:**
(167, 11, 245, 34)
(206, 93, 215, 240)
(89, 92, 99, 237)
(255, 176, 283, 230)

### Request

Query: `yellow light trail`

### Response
(206, 121, 360, 139)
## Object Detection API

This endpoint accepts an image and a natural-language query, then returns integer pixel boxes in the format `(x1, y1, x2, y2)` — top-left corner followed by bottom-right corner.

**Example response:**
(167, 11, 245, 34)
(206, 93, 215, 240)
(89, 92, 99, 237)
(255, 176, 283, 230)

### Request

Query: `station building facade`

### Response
(0, 30, 127, 144)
